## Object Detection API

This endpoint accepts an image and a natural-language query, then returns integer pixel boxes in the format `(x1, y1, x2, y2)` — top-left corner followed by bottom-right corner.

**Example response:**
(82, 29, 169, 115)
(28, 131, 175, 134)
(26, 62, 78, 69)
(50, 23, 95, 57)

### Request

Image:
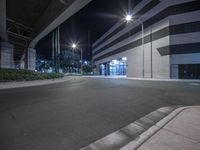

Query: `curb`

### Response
(0, 76, 78, 90)
(80, 105, 187, 150)
(83, 76, 200, 83)
(125, 77, 200, 83)
(120, 106, 188, 150)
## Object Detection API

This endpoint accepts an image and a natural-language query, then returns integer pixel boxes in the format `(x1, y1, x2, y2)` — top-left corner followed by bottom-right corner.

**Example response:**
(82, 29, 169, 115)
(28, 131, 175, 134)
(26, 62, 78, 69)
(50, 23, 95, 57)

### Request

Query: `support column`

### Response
(96, 65, 99, 75)
(27, 48, 36, 71)
(52, 27, 60, 73)
(0, 0, 7, 41)
(0, 0, 14, 69)
(52, 32, 55, 72)
(55, 29, 58, 72)
(57, 27, 60, 71)
(0, 42, 14, 68)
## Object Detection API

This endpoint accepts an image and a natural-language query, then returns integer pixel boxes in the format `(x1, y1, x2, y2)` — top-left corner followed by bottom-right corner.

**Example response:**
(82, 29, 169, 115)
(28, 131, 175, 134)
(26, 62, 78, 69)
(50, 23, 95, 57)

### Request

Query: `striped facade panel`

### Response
(92, 0, 200, 79)
(169, 9, 200, 78)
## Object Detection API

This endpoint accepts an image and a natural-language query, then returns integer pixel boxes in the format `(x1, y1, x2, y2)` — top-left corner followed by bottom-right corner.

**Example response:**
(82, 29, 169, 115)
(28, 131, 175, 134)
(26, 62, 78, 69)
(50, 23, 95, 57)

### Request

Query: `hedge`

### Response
(0, 68, 64, 82)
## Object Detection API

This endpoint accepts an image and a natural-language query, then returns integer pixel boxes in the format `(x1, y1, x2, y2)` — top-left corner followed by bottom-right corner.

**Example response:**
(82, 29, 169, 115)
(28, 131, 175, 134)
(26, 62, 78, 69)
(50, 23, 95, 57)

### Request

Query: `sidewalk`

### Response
(81, 106, 200, 150)
(0, 76, 78, 90)
(124, 106, 200, 150)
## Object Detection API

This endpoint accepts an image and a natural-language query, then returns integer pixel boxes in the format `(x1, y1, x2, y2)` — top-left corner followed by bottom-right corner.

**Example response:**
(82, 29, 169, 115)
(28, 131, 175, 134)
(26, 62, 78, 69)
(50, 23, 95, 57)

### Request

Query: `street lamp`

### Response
(124, 15, 144, 78)
(125, 14, 132, 22)
(71, 43, 76, 73)
(72, 43, 77, 49)
(71, 43, 83, 75)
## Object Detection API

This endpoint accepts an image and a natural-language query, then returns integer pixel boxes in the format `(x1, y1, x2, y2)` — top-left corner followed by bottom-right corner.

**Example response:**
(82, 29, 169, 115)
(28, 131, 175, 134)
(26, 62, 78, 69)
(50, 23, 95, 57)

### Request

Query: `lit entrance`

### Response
(99, 57, 127, 76)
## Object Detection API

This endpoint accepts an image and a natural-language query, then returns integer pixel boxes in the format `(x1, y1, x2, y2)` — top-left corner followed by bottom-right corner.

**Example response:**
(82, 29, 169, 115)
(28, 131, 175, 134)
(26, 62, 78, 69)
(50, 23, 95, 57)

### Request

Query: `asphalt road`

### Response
(0, 77, 200, 150)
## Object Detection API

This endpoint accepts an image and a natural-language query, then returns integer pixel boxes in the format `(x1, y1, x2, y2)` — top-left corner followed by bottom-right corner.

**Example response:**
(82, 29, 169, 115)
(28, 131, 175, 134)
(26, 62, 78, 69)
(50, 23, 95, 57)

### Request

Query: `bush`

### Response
(0, 68, 64, 82)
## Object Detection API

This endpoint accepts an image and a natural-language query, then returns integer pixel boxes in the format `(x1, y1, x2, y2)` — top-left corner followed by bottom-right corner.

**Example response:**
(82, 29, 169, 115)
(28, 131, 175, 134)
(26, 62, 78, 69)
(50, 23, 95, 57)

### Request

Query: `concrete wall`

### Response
(0, 0, 7, 41)
(169, 9, 200, 79)
(0, 0, 14, 69)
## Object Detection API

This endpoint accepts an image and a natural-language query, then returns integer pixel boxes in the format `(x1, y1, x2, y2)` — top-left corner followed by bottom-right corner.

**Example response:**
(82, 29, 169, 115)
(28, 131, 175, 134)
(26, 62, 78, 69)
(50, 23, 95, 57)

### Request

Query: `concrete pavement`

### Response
(137, 106, 200, 150)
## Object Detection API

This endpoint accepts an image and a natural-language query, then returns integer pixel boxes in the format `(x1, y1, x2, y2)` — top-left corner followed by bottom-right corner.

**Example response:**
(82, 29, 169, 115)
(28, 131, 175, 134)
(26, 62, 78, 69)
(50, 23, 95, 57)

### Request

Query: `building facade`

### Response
(60, 49, 81, 73)
(92, 0, 200, 79)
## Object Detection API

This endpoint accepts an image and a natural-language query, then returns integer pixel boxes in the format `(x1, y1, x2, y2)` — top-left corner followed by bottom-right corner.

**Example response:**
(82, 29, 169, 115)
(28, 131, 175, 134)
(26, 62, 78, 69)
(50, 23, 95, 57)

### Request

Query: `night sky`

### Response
(36, 0, 130, 60)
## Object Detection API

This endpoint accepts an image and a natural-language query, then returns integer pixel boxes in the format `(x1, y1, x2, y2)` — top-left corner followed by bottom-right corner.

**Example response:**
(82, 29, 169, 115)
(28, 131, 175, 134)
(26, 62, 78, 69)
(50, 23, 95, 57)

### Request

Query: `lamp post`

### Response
(125, 14, 144, 78)
(137, 19, 144, 78)
(71, 43, 76, 73)
(80, 47, 83, 75)
(71, 43, 83, 75)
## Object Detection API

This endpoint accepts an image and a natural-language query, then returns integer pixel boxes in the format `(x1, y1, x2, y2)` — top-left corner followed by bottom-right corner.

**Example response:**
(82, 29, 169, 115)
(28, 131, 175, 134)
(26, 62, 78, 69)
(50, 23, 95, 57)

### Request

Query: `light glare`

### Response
(122, 57, 127, 61)
(125, 14, 132, 22)
(112, 59, 119, 65)
(72, 43, 77, 49)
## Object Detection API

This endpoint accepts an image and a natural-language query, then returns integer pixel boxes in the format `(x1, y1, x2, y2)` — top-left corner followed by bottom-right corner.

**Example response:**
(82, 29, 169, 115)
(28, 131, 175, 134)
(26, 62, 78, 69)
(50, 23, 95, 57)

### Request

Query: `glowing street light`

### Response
(125, 14, 132, 22)
(72, 43, 77, 49)
(84, 61, 88, 65)
(112, 59, 119, 65)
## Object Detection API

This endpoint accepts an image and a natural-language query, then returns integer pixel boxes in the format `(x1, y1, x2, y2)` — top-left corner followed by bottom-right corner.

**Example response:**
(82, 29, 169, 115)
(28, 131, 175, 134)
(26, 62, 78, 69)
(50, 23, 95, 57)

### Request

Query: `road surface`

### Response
(0, 77, 200, 150)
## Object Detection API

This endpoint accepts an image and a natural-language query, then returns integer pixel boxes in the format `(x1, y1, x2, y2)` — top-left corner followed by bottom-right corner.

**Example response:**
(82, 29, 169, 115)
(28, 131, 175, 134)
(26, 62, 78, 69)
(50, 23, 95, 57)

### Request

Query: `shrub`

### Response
(0, 68, 64, 82)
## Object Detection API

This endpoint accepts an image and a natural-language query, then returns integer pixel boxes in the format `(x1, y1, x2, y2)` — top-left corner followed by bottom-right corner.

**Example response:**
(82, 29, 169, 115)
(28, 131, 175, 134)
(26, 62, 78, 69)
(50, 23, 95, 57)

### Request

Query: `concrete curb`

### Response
(83, 76, 200, 83)
(125, 77, 200, 83)
(80, 105, 184, 150)
(0, 76, 78, 90)
(120, 106, 189, 150)
(83, 76, 126, 79)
